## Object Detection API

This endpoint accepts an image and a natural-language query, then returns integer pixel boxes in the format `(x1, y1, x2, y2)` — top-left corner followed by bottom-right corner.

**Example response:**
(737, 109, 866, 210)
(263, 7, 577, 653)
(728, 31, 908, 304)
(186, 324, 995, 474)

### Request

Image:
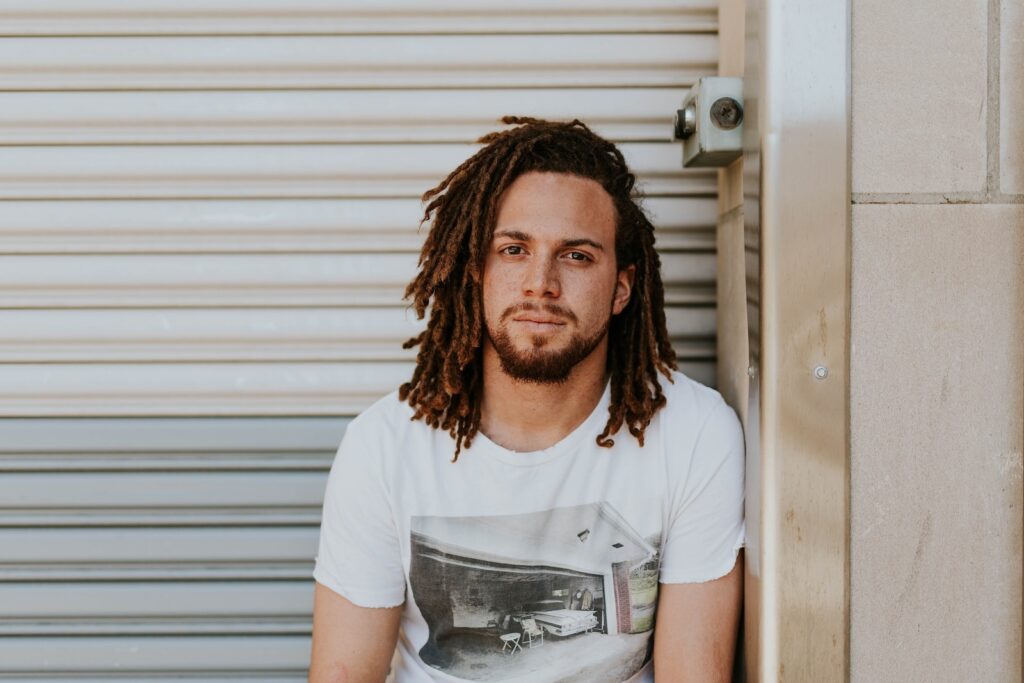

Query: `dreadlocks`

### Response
(399, 115, 678, 462)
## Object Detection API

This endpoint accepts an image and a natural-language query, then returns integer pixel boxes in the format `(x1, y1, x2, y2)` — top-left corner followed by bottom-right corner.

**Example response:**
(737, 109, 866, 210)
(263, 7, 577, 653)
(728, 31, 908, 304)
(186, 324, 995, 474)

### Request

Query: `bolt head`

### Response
(710, 97, 744, 130)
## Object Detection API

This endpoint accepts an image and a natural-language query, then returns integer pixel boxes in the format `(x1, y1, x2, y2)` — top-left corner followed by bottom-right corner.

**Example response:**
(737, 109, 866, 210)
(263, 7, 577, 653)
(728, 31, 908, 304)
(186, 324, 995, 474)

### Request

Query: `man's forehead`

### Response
(496, 171, 613, 210)
(489, 171, 617, 243)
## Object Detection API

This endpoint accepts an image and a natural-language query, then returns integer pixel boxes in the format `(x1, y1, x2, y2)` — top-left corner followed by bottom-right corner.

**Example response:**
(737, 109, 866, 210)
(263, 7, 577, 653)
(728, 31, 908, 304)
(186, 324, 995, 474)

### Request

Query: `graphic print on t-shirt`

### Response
(409, 502, 661, 682)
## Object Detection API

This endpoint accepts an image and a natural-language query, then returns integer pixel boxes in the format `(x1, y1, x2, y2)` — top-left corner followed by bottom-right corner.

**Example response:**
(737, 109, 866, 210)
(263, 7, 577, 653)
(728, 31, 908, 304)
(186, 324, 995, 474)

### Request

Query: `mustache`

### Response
(500, 302, 578, 324)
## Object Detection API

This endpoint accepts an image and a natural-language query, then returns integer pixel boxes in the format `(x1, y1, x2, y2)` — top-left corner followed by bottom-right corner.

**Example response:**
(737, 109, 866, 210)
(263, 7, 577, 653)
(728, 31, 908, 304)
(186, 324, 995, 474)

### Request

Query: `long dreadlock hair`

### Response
(400, 116, 677, 462)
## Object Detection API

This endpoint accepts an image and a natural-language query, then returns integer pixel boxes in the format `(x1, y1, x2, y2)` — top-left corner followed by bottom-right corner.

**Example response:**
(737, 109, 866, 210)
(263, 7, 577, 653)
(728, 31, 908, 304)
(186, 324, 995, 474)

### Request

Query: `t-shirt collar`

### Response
(469, 377, 612, 467)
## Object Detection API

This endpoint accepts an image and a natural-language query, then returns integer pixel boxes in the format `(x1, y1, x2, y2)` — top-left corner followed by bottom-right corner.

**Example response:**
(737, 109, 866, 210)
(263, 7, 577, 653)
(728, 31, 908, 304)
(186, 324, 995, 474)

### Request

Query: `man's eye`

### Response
(501, 245, 524, 255)
(566, 251, 591, 261)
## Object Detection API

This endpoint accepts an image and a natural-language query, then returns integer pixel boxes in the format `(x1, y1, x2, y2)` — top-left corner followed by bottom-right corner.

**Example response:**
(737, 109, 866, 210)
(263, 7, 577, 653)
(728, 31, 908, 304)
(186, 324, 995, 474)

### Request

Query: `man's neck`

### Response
(478, 339, 609, 453)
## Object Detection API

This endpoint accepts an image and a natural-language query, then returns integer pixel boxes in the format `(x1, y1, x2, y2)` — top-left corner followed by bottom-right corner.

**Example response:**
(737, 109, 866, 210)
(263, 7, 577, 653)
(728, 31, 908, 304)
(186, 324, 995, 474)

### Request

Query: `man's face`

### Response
(481, 171, 634, 384)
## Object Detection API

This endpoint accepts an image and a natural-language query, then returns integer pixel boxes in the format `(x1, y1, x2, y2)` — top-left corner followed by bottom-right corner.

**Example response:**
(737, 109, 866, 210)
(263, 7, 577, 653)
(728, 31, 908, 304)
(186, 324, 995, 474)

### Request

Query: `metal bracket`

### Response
(673, 76, 744, 168)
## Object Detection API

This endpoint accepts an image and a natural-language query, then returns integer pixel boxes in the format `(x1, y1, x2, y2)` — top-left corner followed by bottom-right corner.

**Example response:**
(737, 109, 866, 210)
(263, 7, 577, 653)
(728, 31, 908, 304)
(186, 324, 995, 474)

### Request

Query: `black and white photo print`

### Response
(409, 502, 662, 682)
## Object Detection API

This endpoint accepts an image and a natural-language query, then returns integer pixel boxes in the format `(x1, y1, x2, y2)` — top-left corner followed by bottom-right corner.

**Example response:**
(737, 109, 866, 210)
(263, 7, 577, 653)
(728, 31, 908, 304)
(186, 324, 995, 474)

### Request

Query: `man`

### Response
(309, 116, 745, 682)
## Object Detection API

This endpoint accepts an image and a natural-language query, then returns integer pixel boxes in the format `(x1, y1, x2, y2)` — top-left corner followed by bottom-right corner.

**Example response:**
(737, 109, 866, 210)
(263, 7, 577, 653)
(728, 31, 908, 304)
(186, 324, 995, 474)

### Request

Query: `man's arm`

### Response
(308, 582, 403, 683)
(653, 549, 744, 682)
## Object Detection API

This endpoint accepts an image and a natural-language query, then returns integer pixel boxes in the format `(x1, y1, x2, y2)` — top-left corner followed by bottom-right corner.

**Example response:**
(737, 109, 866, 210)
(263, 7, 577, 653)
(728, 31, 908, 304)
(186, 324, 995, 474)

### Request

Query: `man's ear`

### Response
(612, 264, 636, 315)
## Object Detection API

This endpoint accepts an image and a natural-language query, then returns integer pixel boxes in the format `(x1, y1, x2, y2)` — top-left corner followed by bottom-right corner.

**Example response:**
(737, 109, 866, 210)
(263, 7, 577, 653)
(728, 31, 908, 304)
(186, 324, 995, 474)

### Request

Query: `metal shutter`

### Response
(0, 2, 719, 679)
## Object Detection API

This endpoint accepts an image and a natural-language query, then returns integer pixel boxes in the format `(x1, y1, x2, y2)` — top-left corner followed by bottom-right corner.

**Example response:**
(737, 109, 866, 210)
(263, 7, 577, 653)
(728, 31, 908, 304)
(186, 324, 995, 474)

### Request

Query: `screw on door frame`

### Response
(710, 97, 744, 130)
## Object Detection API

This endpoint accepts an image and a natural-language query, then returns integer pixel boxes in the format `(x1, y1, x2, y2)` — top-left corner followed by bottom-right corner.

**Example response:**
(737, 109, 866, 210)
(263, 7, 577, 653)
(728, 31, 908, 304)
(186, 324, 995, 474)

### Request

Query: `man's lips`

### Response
(512, 317, 567, 332)
(512, 317, 566, 325)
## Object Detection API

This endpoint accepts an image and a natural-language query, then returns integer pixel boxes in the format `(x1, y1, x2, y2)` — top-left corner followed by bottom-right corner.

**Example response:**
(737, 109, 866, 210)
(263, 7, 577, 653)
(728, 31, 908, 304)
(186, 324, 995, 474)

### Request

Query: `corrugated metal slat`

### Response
(2, 582, 311, 619)
(0, 197, 717, 253)
(0, 417, 342, 453)
(0, 636, 309, 673)
(0, 143, 714, 199)
(0, 357, 716, 417)
(0, 89, 692, 144)
(0, 0, 717, 35)
(0, 306, 715, 362)
(0, 251, 713, 307)
(0, 35, 716, 90)
(1, 528, 318, 564)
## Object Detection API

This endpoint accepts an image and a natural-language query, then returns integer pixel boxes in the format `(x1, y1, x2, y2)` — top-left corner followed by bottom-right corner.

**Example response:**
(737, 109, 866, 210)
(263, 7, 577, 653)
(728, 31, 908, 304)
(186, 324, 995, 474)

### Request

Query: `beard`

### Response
(486, 302, 612, 385)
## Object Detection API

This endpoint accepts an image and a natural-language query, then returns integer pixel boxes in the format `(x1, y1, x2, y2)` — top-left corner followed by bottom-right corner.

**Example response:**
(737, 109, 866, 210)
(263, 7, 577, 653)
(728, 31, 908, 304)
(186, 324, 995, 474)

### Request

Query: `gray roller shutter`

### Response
(0, 2, 719, 679)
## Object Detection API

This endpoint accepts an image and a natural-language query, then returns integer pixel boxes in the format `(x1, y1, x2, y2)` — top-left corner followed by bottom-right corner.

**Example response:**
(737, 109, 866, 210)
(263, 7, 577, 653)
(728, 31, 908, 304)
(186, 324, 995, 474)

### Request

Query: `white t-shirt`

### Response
(313, 369, 745, 683)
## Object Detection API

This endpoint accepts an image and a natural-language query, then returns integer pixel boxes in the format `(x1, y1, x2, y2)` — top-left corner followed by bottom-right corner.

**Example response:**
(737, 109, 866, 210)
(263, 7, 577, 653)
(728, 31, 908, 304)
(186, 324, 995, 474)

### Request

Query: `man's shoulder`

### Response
(658, 368, 729, 419)
(657, 370, 743, 482)
(346, 387, 418, 439)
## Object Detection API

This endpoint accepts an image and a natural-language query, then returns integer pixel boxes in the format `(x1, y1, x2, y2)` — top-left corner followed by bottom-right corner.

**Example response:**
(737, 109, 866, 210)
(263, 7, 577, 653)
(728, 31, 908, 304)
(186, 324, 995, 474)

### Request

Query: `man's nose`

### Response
(522, 256, 560, 298)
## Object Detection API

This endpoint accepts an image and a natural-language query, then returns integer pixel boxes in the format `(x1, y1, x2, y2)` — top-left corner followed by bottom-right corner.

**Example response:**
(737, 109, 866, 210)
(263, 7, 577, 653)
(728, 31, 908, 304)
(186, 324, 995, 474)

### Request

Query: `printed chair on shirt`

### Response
(520, 617, 545, 648)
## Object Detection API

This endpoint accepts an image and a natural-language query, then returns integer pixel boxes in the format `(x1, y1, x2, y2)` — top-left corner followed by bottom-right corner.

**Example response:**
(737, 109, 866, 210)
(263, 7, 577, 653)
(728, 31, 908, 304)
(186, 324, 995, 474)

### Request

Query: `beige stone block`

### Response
(852, 0, 988, 193)
(851, 204, 1023, 682)
(1001, 0, 1024, 193)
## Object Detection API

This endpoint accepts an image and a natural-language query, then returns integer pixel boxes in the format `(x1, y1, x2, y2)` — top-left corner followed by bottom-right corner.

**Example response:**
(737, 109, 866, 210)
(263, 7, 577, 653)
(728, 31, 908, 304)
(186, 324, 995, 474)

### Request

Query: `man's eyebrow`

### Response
(493, 229, 531, 241)
(492, 230, 605, 251)
(561, 238, 605, 251)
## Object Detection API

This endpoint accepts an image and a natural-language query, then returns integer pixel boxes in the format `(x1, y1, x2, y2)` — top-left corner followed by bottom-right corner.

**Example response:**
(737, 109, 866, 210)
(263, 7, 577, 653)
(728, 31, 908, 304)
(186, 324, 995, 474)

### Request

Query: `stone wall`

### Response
(850, 1, 1023, 680)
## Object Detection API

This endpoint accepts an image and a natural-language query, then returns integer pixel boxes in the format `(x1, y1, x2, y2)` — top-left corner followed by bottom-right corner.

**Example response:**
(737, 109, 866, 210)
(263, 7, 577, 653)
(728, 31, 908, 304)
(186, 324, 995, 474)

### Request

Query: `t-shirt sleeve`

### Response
(658, 397, 746, 584)
(312, 415, 407, 607)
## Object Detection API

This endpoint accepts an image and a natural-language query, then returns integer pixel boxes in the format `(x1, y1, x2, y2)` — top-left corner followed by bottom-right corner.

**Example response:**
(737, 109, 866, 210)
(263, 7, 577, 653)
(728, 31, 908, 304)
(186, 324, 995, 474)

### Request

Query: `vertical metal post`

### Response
(717, 0, 851, 680)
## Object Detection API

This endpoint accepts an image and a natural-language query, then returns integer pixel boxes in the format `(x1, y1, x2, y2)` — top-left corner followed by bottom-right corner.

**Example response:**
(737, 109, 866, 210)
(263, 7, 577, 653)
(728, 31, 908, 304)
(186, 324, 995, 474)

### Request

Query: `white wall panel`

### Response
(0, 3, 718, 679)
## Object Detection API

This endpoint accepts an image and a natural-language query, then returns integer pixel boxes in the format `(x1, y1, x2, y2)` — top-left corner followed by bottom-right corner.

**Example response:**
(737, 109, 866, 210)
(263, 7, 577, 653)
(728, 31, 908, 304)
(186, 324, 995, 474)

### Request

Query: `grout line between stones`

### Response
(852, 192, 1024, 205)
